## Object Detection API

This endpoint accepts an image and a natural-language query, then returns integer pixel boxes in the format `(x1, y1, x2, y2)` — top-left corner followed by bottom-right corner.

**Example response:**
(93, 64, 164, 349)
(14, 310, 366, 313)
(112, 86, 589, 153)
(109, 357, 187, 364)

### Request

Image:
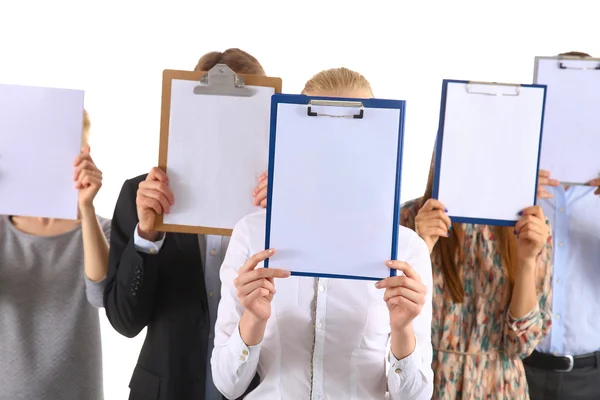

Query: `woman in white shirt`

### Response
(211, 68, 434, 400)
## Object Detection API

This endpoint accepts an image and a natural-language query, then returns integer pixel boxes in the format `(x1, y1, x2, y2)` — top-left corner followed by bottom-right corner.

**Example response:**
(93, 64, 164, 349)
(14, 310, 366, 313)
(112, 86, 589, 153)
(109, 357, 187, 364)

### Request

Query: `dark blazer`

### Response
(104, 174, 259, 400)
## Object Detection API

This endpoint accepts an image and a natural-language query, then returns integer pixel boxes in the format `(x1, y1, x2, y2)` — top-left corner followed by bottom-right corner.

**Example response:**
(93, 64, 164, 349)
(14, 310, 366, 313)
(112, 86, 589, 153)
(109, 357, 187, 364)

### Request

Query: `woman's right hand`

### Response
(415, 199, 452, 254)
(136, 167, 174, 241)
(235, 249, 290, 322)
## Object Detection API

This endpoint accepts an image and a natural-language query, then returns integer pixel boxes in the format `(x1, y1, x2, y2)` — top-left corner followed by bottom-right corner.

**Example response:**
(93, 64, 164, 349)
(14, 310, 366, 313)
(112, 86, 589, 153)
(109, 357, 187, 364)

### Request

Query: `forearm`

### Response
(508, 259, 538, 319)
(391, 326, 417, 360)
(81, 206, 109, 282)
(239, 311, 268, 346)
(388, 327, 433, 400)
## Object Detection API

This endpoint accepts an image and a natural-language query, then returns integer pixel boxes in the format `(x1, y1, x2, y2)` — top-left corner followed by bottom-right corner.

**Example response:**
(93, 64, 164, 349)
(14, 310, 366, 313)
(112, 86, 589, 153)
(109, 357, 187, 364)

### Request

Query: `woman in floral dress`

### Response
(401, 163, 553, 400)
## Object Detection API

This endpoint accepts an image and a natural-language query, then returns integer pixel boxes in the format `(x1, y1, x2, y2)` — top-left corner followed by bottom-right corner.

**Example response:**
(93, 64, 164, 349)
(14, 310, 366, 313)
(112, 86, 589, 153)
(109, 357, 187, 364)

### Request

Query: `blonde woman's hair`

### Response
(302, 67, 373, 96)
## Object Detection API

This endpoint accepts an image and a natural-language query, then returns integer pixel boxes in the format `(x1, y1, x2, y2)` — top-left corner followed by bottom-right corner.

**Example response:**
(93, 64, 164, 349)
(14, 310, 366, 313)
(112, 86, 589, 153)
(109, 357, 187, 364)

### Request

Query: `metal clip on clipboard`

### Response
(558, 56, 600, 70)
(193, 64, 255, 97)
(307, 99, 365, 119)
(465, 81, 521, 96)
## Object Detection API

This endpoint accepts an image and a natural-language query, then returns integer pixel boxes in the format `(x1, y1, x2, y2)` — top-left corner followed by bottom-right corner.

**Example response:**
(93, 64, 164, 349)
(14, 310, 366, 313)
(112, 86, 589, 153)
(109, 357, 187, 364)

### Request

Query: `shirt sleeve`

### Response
(211, 218, 262, 399)
(84, 275, 106, 308)
(388, 232, 434, 400)
(132, 223, 166, 254)
(503, 231, 554, 359)
(84, 216, 112, 308)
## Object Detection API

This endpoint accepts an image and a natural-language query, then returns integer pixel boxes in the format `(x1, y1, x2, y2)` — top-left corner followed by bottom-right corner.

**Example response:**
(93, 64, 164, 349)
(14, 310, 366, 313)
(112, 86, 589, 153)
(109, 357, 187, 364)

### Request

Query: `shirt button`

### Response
(314, 395, 321, 400)
(239, 356, 246, 361)
(210, 249, 217, 256)
(553, 351, 558, 356)
(555, 314, 560, 320)
(318, 284, 325, 292)
(556, 278, 561, 284)
(394, 368, 401, 374)
(558, 242, 563, 247)
(208, 291, 213, 298)
(315, 357, 321, 363)
(559, 207, 564, 212)
(242, 349, 248, 356)
(316, 320, 323, 329)
(149, 248, 156, 254)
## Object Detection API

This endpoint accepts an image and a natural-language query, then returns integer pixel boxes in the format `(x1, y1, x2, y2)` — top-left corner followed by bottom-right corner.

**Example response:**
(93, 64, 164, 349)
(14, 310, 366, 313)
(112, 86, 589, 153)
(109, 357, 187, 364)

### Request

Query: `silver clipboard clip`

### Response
(193, 64, 255, 97)
(307, 99, 364, 119)
(558, 56, 600, 70)
(465, 81, 520, 96)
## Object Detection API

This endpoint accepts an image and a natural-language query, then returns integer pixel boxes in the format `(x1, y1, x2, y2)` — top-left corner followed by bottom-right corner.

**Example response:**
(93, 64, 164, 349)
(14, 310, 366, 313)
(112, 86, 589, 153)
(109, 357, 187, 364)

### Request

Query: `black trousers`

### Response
(524, 352, 600, 400)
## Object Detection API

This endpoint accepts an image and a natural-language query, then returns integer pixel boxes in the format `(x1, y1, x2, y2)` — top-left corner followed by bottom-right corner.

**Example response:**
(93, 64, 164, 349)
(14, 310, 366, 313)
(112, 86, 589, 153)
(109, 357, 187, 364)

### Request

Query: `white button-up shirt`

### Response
(211, 211, 434, 400)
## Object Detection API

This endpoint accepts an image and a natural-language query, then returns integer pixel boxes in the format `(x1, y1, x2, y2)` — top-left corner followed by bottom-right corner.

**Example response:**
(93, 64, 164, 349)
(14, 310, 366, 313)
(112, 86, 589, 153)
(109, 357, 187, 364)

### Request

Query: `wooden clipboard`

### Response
(154, 67, 282, 235)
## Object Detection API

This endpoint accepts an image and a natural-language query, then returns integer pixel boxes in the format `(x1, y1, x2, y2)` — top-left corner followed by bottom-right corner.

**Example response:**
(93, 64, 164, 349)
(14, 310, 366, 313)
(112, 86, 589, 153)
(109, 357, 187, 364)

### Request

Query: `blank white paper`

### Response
(163, 80, 273, 231)
(437, 82, 545, 223)
(0, 83, 83, 220)
(267, 102, 402, 280)
(535, 57, 600, 183)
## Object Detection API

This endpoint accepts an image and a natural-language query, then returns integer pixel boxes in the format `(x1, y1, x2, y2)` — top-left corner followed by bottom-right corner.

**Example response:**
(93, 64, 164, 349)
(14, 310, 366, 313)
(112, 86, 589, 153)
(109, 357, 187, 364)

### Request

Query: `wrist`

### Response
(517, 257, 537, 272)
(79, 203, 96, 218)
(391, 325, 416, 360)
(392, 324, 414, 339)
(137, 225, 158, 242)
(239, 311, 268, 346)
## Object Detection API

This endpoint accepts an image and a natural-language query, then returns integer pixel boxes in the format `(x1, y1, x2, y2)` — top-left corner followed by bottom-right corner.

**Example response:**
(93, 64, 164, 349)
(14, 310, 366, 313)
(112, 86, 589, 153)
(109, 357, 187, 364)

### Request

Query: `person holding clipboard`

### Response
(211, 68, 434, 400)
(400, 151, 552, 399)
(104, 49, 267, 400)
(523, 51, 600, 400)
(0, 110, 110, 400)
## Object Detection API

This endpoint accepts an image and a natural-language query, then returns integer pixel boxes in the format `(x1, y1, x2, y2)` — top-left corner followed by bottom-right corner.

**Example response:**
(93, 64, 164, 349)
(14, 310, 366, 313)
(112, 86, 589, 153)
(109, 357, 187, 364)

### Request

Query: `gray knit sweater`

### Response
(0, 215, 111, 400)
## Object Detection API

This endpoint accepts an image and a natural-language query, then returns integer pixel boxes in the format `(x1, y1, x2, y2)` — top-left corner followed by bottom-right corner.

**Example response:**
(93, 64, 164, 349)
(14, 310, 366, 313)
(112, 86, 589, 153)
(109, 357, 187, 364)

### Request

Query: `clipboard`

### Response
(263, 94, 406, 281)
(534, 55, 600, 185)
(432, 79, 547, 226)
(154, 65, 282, 235)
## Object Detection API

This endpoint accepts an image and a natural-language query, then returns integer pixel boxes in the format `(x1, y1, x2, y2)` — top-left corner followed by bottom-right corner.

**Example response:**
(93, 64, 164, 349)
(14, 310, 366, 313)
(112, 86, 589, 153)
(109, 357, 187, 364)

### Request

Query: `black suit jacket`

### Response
(104, 174, 259, 400)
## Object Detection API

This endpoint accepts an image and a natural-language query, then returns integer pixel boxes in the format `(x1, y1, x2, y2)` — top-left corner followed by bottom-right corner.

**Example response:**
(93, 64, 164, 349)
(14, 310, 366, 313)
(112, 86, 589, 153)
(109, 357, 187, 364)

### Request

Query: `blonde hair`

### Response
(302, 67, 373, 96)
(82, 109, 91, 145)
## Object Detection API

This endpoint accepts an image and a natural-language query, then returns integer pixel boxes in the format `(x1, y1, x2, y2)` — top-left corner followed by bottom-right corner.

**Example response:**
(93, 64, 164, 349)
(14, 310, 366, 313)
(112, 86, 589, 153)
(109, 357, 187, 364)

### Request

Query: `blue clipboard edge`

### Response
(263, 93, 406, 280)
(432, 79, 548, 227)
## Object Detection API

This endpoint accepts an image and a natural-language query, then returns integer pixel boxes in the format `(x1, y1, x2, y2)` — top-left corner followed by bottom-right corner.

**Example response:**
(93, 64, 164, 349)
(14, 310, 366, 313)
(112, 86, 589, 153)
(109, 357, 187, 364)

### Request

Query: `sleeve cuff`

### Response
(507, 303, 541, 334)
(228, 323, 262, 369)
(133, 224, 166, 254)
(84, 275, 107, 308)
(388, 335, 423, 377)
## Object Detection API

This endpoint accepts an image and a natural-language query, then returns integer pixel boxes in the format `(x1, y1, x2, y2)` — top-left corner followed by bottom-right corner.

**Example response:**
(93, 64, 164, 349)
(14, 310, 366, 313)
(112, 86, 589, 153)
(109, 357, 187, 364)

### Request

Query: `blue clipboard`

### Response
(263, 94, 406, 280)
(432, 79, 547, 227)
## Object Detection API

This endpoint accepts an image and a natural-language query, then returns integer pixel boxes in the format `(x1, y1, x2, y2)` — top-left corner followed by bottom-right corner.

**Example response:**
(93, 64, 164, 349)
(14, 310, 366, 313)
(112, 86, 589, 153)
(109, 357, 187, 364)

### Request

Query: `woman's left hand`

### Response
(515, 206, 550, 262)
(74, 150, 103, 212)
(253, 171, 268, 208)
(537, 169, 559, 199)
(376, 261, 427, 331)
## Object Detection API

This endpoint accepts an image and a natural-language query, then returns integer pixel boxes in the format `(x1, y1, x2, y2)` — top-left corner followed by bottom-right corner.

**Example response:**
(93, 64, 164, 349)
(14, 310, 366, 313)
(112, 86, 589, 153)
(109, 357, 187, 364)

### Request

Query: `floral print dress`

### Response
(401, 199, 553, 400)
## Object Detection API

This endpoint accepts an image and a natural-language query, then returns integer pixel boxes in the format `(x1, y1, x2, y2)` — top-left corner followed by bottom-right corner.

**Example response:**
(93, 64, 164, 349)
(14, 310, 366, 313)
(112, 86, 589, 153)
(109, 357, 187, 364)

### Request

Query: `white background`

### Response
(1, 0, 598, 398)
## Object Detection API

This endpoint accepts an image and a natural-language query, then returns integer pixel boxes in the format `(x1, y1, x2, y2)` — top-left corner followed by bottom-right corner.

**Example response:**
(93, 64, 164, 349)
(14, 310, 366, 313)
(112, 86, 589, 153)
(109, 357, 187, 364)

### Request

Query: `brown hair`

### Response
(302, 67, 373, 96)
(413, 155, 518, 303)
(559, 51, 591, 57)
(194, 48, 265, 76)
